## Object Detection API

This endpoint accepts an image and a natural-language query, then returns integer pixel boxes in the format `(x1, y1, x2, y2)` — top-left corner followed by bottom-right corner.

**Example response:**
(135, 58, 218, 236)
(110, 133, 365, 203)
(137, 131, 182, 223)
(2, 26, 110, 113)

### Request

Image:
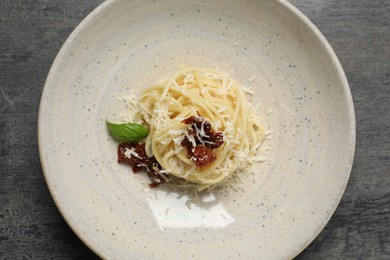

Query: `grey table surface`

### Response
(0, 0, 389, 259)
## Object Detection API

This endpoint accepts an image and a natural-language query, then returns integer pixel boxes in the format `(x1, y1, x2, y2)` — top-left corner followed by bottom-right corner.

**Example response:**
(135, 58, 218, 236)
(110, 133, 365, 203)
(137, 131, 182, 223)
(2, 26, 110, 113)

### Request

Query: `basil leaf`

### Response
(106, 121, 149, 142)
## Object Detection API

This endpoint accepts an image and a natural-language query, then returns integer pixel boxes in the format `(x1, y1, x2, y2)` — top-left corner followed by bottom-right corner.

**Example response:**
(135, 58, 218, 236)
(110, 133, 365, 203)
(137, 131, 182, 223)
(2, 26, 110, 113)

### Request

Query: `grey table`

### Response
(1, 0, 389, 259)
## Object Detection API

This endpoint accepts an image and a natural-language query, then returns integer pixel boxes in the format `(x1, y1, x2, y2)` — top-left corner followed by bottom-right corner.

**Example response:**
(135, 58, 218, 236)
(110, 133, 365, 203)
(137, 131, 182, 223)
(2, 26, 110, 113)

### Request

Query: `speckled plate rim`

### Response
(38, 0, 356, 258)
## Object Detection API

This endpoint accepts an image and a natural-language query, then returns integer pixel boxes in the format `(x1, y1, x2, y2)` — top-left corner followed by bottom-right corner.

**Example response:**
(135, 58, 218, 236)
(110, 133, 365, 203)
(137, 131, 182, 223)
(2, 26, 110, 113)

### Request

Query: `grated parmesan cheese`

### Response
(124, 148, 142, 159)
(241, 85, 254, 95)
(248, 76, 257, 82)
(185, 131, 197, 147)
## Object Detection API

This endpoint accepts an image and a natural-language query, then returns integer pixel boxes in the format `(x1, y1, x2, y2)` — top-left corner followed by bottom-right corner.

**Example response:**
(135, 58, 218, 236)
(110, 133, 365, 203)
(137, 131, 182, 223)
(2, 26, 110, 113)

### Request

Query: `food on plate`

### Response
(107, 66, 266, 190)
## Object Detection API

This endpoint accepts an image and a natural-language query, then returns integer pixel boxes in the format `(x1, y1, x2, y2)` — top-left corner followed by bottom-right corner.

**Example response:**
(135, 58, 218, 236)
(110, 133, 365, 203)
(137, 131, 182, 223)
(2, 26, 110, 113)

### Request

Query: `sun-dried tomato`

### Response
(206, 132, 224, 149)
(118, 142, 148, 164)
(180, 115, 224, 168)
(192, 145, 217, 168)
(117, 142, 166, 188)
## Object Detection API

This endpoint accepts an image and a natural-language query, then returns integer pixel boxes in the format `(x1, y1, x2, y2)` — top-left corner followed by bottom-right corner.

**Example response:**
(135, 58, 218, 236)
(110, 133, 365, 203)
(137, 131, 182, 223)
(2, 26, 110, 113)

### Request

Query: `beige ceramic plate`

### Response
(39, 0, 355, 259)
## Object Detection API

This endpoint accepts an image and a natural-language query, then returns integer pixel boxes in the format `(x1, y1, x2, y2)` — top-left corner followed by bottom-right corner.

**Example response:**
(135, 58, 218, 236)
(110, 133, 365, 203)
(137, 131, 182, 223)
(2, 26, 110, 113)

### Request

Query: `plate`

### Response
(38, 0, 355, 259)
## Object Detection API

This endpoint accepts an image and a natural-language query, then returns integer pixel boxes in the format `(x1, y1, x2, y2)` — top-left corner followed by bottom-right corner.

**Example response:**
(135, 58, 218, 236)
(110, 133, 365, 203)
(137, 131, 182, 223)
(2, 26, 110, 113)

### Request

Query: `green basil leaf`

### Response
(106, 121, 149, 142)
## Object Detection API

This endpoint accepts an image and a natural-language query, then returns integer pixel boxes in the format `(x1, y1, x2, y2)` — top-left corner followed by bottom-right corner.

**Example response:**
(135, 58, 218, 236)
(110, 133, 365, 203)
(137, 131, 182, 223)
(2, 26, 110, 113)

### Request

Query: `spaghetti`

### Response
(130, 66, 266, 190)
